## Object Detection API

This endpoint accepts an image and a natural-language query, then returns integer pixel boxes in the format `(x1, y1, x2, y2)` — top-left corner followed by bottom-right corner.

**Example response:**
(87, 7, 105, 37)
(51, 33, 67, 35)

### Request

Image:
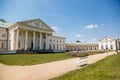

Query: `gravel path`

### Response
(0, 52, 115, 80)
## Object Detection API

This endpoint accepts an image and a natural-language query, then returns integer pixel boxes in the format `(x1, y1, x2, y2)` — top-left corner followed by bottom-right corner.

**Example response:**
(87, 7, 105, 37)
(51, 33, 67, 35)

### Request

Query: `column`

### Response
(16, 29, 19, 50)
(25, 30, 28, 50)
(11, 31, 15, 50)
(45, 33, 48, 49)
(33, 31, 36, 50)
(39, 32, 42, 49)
(51, 34, 53, 49)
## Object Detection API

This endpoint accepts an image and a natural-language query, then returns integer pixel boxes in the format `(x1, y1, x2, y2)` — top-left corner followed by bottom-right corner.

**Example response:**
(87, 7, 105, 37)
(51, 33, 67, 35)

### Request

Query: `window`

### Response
(1, 42, 4, 48)
(49, 39, 51, 42)
(49, 44, 51, 49)
(53, 45, 55, 49)
(110, 45, 113, 50)
(2, 34, 5, 37)
(101, 45, 103, 49)
(57, 45, 59, 49)
(53, 40, 55, 42)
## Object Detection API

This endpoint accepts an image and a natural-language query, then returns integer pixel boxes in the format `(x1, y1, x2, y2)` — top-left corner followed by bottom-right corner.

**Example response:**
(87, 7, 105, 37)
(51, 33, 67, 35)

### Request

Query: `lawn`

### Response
(51, 53, 120, 80)
(0, 53, 73, 66)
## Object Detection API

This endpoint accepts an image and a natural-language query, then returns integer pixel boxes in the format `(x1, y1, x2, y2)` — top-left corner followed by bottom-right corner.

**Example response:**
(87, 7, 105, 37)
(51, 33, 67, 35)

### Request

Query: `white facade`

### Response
(66, 42, 98, 51)
(99, 37, 120, 50)
(0, 19, 66, 52)
(66, 37, 120, 51)
(52, 35, 66, 51)
(0, 19, 120, 52)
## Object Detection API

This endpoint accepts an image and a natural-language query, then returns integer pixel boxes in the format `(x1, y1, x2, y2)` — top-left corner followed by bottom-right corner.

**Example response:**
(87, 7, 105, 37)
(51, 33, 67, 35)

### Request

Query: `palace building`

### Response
(0, 18, 120, 52)
(0, 19, 65, 52)
(66, 37, 120, 51)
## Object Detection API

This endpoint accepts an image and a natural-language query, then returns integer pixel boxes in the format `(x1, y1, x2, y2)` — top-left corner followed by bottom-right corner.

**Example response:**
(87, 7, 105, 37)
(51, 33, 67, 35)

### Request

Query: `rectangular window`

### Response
(111, 45, 113, 49)
(49, 39, 51, 42)
(2, 34, 5, 37)
(1, 42, 4, 48)
(101, 45, 103, 49)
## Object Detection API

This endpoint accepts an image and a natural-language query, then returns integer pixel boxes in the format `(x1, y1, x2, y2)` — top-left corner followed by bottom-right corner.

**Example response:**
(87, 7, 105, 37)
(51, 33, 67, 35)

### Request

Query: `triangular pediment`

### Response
(18, 19, 54, 31)
(99, 36, 112, 42)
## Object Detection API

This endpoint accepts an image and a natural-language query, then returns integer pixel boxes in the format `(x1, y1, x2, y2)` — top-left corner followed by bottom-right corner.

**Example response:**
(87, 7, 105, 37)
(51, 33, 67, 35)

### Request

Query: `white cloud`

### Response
(91, 38, 97, 42)
(51, 26, 59, 31)
(76, 34, 84, 37)
(85, 24, 98, 29)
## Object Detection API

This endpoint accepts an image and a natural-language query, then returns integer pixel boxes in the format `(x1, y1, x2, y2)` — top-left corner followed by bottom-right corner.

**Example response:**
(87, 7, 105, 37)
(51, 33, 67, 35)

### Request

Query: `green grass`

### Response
(51, 53, 120, 80)
(0, 53, 73, 66)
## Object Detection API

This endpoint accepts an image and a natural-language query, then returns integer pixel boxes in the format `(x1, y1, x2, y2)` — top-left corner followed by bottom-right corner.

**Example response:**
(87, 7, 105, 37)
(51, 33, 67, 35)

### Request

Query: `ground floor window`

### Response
(101, 45, 103, 49)
(1, 42, 4, 49)
(111, 45, 113, 50)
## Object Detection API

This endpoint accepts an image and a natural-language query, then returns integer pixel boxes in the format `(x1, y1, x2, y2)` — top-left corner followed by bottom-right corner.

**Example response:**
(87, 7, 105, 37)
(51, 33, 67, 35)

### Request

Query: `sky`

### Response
(0, 0, 120, 43)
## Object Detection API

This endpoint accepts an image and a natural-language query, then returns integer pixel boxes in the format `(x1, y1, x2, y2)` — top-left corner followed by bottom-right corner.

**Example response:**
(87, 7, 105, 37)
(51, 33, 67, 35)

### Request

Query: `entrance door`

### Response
(31, 40, 33, 49)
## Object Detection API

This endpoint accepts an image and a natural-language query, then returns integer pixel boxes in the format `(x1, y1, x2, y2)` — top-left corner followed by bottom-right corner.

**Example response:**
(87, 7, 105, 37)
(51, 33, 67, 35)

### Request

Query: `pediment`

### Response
(18, 19, 54, 31)
(100, 37, 112, 42)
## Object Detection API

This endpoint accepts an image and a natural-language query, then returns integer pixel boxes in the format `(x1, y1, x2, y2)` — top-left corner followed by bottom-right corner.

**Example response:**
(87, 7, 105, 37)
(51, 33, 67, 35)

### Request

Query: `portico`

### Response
(14, 29, 53, 50)
(9, 19, 54, 50)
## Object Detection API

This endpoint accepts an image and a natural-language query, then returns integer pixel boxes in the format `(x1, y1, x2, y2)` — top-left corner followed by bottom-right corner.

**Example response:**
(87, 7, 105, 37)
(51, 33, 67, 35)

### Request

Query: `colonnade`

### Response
(15, 29, 52, 50)
(66, 45, 98, 51)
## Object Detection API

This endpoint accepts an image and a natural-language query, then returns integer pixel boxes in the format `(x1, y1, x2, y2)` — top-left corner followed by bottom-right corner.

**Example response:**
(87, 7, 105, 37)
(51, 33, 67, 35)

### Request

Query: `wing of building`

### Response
(66, 37, 120, 51)
(0, 19, 65, 52)
(66, 42, 99, 51)
(98, 36, 120, 50)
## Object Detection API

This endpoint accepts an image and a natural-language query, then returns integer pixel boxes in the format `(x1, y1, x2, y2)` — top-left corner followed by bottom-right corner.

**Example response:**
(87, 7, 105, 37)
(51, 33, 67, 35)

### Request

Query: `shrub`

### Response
(67, 51, 89, 57)
(67, 50, 106, 57)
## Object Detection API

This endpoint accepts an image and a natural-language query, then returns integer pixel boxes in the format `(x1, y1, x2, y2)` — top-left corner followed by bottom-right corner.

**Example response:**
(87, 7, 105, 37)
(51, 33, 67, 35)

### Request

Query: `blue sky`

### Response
(1, 0, 120, 43)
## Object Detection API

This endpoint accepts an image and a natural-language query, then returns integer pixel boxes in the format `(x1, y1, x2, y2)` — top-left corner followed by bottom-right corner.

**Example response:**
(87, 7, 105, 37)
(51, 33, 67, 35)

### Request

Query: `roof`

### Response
(66, 42, 98, 45)
(0, 21, 13, 28)
(17, 19, 54, 31)
(53, 34, 66, 39)
(99, 36, 117, 42)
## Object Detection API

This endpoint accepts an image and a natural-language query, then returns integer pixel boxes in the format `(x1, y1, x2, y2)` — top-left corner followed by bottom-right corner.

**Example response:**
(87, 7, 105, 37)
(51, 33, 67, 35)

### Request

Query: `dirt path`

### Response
(0, 52, 115, 80)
